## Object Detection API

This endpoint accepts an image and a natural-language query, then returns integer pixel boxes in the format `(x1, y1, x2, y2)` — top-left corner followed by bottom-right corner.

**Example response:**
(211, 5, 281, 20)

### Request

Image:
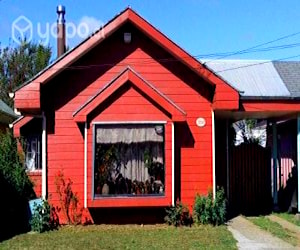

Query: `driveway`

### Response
(228, 216, 297, 249)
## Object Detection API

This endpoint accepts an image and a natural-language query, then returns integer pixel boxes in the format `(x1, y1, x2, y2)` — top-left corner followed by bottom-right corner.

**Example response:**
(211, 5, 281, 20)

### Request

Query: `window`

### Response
(94, 124, 165, 197)
(24, 135, 42, 171)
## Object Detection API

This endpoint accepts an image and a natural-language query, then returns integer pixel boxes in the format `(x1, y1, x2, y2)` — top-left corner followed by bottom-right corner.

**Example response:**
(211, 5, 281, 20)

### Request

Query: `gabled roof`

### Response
(205, 60, 291, 97)
(15, 7, 235, 93)
(73, 67, 186, 122)
(12, 116, 34, 137)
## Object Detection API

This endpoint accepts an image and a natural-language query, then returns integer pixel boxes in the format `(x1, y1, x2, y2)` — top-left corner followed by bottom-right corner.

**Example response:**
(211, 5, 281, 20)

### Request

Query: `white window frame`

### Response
(91, 121, 168, 199)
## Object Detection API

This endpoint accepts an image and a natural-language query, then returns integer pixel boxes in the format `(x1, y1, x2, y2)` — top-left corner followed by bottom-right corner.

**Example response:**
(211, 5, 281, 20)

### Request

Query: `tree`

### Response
(0, 40, 51, 107)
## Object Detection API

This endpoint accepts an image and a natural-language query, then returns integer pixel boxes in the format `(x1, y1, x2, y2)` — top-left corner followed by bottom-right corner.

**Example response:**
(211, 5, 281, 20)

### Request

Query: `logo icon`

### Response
(12, 15, 33, 44)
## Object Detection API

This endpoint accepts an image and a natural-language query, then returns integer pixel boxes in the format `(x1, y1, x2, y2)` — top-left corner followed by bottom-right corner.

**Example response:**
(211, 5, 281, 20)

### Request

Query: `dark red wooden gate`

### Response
(229, 143, 272, 215)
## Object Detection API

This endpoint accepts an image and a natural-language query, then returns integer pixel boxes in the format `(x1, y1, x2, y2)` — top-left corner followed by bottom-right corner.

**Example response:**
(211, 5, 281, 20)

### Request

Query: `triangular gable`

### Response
(73, 67, 186, 122)
(12, 116, 34, 137)
(15, 8, 239, 112)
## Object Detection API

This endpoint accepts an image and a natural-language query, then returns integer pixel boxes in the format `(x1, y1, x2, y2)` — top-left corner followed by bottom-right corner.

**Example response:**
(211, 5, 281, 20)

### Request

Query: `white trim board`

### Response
(84, 122, 88, 208)
(42, 112, 47, 199)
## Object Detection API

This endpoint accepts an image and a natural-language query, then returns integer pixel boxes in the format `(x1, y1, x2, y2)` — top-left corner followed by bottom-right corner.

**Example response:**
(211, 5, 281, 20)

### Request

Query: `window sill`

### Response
(88, 195, 171, 208)
(94, 194, 165, 198)
(26, 170, 42, 176)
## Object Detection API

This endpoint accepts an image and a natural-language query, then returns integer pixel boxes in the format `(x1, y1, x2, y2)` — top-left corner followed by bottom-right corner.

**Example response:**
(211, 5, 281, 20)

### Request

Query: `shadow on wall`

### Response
(278, 166, 298, 213)
(89, 207, 166, 224)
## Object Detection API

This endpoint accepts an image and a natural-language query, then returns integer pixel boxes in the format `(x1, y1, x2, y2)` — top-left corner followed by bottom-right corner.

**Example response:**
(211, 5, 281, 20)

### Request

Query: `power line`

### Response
(213, 54, 300, 73)
(199, 42, 300, 59)
(41, 32, 300, 73)
(203, 30, 300, 64)
(59, 41, 300, 71)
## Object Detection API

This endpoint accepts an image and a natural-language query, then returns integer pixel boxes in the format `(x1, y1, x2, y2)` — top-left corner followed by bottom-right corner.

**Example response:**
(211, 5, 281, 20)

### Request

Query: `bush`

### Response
(164, 202, 192, 227)
(193, 188, 226, 226)
(0, 132, 34, 198)
(30, 199, 59, 233)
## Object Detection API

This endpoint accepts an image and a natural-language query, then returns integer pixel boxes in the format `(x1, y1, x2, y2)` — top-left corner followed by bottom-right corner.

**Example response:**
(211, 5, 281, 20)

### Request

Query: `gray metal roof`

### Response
(273, 61, 300, 97)
(0, 99, 16, 118)
(203, 60, 291, 97)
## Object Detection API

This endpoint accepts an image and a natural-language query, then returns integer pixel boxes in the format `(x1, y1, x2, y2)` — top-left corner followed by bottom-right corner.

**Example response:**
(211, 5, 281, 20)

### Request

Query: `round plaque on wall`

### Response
(196, 117, 206, 127)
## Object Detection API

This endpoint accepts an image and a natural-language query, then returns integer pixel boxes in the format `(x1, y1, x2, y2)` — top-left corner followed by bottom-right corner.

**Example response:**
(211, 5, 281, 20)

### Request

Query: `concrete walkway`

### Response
(227, 216, 297, 250)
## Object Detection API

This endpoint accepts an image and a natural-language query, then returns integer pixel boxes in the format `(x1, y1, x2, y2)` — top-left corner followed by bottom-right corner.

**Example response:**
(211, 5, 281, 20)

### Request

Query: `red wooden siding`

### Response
(11, 8, 244, 217)
(39, 24, 214, 211)
(13, 116, 34, 137)
(242, 100, 300, 112)
(28, 172, 42, 197)
(74, 68, 186, 122)
(14, 8, 239, 113)
(87, 84, 172, 207)
(14, 82, 40, 112)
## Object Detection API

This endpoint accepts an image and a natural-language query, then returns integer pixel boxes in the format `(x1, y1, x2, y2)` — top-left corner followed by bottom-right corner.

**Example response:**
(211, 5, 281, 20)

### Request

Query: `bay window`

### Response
(94, 124, 165, 197)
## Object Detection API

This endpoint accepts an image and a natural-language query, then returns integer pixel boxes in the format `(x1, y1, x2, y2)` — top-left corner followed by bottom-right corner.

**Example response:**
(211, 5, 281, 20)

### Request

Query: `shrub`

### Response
(30, 199, 59, 233)
(55, 171, 82, 225)
(0, 132, 34, 198)
(193, 188, 226, 226)
(0, 132, 35, 240)
(165, 202, 192, 227)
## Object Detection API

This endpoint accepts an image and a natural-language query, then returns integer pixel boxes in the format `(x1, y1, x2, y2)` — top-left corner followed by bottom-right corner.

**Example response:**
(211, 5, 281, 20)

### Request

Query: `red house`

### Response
(12, 7, 300, 221)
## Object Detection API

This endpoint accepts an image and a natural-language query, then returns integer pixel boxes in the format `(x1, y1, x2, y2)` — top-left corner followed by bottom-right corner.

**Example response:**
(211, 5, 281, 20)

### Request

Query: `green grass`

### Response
(248, 216, 297, 246)
(274, 213, 300, 227)
(0, 224, 237, 250)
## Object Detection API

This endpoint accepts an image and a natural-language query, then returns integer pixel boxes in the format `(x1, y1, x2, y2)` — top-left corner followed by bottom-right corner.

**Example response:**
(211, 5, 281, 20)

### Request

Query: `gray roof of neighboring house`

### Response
(0, 99, 16, 117)
(273, 61, 300, 97)
(203, 60, 291, 97)
(0, 99, 17, 125)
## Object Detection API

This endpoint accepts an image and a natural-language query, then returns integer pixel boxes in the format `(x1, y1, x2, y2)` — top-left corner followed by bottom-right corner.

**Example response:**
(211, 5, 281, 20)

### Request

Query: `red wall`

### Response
(87, 86, 172, 207)
(28, 172, 42, 197)
(41, 23, 214, 219)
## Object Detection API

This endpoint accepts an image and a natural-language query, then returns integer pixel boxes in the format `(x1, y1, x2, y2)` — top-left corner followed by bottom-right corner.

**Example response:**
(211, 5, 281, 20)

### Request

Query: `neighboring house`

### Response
(12, 8, 300, 221)
(0, 99, 17, 132)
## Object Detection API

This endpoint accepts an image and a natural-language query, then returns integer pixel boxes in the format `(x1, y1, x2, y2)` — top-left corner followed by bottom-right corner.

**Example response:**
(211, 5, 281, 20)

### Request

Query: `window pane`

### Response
(94, 124, 165, 197)
(24, 135, 42, 171)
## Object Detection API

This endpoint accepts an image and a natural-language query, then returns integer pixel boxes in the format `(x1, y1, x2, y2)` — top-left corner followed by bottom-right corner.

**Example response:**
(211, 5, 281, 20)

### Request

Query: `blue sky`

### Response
(1, 0, 300, 61)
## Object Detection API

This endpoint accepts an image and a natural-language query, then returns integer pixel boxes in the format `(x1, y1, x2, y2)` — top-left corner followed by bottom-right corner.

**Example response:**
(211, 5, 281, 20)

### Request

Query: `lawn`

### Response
(0, 224, 237, 250)
(247, 216, 297, 246)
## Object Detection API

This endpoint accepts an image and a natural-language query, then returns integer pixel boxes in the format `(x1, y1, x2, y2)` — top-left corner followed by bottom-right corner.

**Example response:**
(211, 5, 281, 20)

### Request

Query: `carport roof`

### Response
(204, 60, 292, 98)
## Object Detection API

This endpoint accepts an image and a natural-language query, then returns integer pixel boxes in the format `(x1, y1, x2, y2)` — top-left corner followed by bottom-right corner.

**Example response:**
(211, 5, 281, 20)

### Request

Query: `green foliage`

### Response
(0, 131, 35, 240)
(30, 199, 59, 233)
(55, 171, 82, 225)
(0, 131, 34, 199)
(0, 224, 238, 249)
(95, 145, 120, 188)
(248, 216, 297, 246)
(193, 188, 226, 226)
(0, 39, 51, 106)
(165, 202, 192, 227)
